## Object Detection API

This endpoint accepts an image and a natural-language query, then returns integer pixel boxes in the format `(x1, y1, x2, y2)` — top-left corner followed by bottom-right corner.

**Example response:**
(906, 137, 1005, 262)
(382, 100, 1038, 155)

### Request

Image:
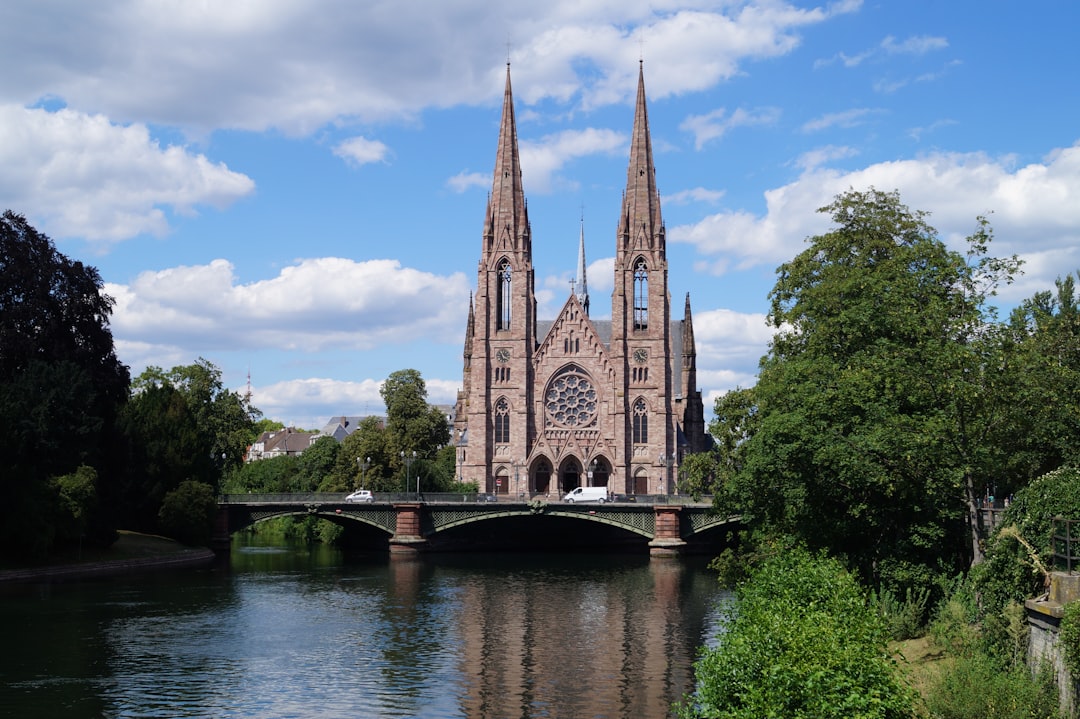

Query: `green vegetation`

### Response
(687, 189, 1079, 717)
(680, 545, 916, 719)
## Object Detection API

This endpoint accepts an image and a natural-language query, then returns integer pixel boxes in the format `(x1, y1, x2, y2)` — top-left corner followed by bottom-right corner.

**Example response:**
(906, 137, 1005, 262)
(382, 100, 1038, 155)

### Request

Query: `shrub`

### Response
(158, 480, 217, 546)
(679, 546, 916, 719)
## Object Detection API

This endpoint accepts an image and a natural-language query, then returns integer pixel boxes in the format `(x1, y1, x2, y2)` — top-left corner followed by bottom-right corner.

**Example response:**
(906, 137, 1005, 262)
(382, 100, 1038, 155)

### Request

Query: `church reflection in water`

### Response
(387, 554, 725, 718)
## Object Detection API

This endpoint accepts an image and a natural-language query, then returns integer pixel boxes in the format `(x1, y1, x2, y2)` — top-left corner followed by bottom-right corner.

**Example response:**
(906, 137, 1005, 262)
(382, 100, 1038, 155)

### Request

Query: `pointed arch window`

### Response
(632, 398, 648, 444)
(497, 260, 512, 330)
(633, 258, 648, 330)
(494, 397, 510, 443)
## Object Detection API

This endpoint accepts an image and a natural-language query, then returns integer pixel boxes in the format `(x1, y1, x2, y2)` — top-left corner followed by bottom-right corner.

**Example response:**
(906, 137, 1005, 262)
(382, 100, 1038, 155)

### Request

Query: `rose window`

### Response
(544, 370, 598, 427)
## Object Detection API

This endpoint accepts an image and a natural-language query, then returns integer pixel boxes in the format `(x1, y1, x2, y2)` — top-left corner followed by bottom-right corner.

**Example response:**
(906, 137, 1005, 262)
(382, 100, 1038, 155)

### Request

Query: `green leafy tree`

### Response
(679, 545, 915, 719)
(1002, 273, 1080, 478)
(297, 436, 339, 491)
(116, 383, 209, 532)
(328, 416, 393, 491)
(158, 480, 218, 546)
(721, 189, 1020, 588)
(133, 358, 259, 482)
(0, 211, 130, 557)
(381, 369, 451, 470)
(222, 454, 299, 494)
(52, 465, 99, 544)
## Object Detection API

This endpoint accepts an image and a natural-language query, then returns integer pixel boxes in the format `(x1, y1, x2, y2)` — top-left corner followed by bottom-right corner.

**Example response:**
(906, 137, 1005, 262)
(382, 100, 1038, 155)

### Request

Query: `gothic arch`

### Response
(632, 396, 649, 445)
(496, 258, 512, 330)
(493, 396, 511, 444)
(633, 256, 649, 330)
(530, 455, 553, 495)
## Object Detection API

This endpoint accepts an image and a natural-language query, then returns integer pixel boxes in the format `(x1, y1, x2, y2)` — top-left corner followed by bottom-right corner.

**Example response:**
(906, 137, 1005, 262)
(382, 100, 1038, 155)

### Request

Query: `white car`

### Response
(345, 490, 374, 503)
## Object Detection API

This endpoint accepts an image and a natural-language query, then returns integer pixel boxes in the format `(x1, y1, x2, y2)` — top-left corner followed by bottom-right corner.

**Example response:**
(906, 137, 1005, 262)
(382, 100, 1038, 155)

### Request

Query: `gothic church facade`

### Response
(453, 64, 710, 497)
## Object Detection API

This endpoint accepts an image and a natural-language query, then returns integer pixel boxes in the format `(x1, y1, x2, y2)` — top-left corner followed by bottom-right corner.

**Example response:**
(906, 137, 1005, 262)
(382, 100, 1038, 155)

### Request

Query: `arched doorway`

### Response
(632, 467, 649, 495)
(532, 458, 552, 496)
(558, 457, 582, 494)
(584, 456, 611, 488)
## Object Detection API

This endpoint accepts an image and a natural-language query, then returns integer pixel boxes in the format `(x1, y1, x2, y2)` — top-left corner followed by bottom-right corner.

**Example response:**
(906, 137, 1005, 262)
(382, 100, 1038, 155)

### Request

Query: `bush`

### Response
(679, 546, 916, 719)
(875, 585, 931, 641)
(158, 480, 217, 546)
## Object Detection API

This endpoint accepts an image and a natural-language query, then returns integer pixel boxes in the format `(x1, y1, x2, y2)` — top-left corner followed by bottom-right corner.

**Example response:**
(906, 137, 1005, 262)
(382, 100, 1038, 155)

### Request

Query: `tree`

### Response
(380, 369, 451, 471)
(329, 416, 393, 491)
(158, 480, 218, 546)
(133, 358, 260, 483)
(1002, 272, 1080, 478)
(0, 211, 130, 557)
(723, 189, 1020, 589)
(679, 545, 915, 719)
(115, 383, 209, 532)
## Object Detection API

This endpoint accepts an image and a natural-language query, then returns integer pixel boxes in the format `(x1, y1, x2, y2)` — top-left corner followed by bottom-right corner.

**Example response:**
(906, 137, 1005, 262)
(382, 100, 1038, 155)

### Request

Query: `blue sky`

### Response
(3, 1, 1078, 429)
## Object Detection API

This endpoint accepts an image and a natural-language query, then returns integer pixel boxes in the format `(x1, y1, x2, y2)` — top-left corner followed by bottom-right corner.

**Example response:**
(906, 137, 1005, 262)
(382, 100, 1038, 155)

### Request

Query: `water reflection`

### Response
(0, 543, 726, 718)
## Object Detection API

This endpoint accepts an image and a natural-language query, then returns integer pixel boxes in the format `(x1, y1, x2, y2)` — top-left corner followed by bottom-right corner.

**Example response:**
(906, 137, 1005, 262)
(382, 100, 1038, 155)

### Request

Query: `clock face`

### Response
(496, 348, 510, 364)
(633, 348, 648, 364)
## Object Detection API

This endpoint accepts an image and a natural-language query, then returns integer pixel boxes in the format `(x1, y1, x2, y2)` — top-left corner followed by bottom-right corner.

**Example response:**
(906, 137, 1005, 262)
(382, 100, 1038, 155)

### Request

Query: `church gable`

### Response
(533, 295, 613, 382)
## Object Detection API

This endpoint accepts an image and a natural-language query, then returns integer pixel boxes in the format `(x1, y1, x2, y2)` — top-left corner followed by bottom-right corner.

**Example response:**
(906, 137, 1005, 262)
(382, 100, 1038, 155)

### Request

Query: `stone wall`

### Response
(1027, 572, 1080, 717)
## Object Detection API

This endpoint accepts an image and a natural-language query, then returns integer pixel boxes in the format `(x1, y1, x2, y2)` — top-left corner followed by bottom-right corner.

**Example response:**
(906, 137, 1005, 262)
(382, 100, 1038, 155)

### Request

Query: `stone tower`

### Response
(454, 63, 709, 498)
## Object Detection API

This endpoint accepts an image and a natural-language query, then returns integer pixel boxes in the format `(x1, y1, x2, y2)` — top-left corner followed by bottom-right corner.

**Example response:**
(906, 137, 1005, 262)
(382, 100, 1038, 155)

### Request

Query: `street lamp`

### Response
(658, 453, 673, 495)
(587, 459, 596, 487)
(357, 456, 370, 490)
(401, 450, 416, 498)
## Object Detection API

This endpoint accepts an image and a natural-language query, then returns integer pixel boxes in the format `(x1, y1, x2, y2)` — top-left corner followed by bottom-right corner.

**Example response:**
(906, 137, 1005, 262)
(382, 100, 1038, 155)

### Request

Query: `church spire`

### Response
(574, 214, 590, 315)
(619, 61, 663, 250)
(485, 63, 530, 254)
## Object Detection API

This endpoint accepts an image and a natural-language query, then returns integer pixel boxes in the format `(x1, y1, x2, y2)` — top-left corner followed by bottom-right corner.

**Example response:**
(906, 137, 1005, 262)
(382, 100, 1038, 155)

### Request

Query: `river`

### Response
(0, 540, 729, 718)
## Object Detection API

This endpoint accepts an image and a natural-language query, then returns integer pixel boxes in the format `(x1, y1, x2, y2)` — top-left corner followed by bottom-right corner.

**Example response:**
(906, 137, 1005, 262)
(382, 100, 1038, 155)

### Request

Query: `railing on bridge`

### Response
(220, 492, 713, 506)
(1052, 517, 1080, 573)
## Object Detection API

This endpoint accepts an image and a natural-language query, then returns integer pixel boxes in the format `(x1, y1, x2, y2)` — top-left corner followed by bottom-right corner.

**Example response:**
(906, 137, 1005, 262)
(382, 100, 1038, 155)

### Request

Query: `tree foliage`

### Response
(381, 368, 451, 470)
(158, 480, 218, 546)
(680, 545, 915, 719)
(0, 211, 129, 557)
(717, 189, 1022, 589)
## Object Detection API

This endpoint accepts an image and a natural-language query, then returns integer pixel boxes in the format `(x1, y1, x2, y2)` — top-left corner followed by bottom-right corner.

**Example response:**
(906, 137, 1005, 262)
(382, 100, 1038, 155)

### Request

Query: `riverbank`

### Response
(0, 531, 216, 584)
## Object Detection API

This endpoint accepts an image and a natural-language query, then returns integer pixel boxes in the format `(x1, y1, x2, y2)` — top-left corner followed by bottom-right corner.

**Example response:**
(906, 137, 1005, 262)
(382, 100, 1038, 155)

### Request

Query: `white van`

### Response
(562, 486, 609, 503)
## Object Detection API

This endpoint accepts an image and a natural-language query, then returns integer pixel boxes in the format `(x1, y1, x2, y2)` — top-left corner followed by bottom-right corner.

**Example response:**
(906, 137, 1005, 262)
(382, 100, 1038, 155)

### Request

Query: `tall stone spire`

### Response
(484, 63, 530, 255)
(618, 60, 663, 251)
(574, 215, 589, 314)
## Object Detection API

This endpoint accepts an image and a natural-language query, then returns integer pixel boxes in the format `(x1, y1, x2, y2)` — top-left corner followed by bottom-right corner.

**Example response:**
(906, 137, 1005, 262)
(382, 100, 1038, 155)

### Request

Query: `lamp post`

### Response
(357, 456, 370, 490)
(658, 453, 673, 495)
(401, 450, 416, 499)
(587, 459, 596, 487)
(513, 460, 520, 499)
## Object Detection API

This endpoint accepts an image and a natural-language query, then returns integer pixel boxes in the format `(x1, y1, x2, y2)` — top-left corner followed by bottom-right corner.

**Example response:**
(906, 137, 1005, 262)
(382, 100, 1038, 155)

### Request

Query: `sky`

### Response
(2, 1, 1079, 430)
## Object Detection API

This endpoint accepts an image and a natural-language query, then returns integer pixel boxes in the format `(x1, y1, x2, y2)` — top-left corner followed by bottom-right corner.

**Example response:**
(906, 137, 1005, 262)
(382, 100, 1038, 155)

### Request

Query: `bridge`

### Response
(215, 493, 739, 557)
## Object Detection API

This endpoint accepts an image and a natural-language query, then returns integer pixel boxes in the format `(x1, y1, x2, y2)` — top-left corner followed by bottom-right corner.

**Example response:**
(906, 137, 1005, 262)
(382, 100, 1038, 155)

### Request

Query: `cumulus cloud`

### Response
(0, 104, 254, 243)
(333, 136, 391, 166)
(670, 143, 1080, 303)
(0, 1, 848, 133)
(107, 256, 471, 353)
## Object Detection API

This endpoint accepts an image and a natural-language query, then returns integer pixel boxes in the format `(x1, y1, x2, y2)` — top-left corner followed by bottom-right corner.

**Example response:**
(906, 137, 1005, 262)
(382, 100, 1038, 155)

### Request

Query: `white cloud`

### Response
(670, 142, 1080, 305)
(666, 187, 726, 205)
(0, 104, 254, 244)
(333, 136, 391, 166)
(520, 127, 626, 192)
(794, 144, 858, 171)
(680, 106, 781, 150)
(446, 171, 490, 193)
(107, 256, 471, 353)
(0, 1, 847, 133)
(881, 34, 948, 55)
(801, 107, 881, 133)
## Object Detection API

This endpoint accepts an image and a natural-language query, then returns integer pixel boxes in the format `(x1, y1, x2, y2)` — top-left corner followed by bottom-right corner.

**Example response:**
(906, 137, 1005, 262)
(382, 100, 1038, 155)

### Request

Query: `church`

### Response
(453, 63, 710, 497)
